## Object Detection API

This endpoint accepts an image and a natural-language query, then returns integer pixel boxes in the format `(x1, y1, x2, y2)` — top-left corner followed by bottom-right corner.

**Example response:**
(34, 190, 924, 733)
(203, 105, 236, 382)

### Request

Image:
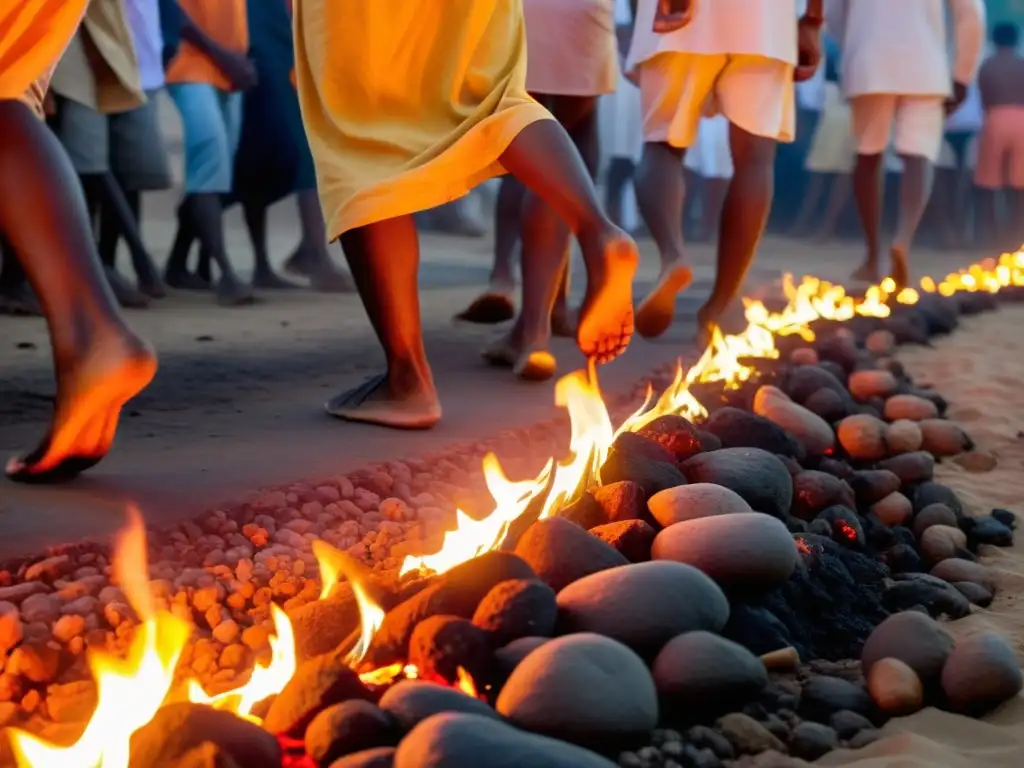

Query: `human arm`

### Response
(795, 0, 825, 82)
(947, 0, 986, 112)
(163, 0, 256, 90)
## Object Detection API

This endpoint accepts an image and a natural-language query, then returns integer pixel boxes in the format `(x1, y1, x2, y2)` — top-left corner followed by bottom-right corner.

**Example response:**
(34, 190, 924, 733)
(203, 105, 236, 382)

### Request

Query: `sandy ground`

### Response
(0, 93, 993, 556)
(815, 305, 1024, 767)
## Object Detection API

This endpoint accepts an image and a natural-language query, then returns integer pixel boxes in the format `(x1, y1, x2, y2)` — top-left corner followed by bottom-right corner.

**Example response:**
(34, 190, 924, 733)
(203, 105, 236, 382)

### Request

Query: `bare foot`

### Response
(889, 245, 909, 291)
(216, 278, 256, 307)
(252, 269, 302, 290)
(6, 331, 157, 483)
(104, 266, 149, 309)
(635, 260, 693, 340)
(482, 335, 557, 382)
(455, 288, 515, 325)
(850, 262, 879, 284)
(576, 227, 638, 364)
(284, 248, 313, 279)
(325, 373, 441, 429)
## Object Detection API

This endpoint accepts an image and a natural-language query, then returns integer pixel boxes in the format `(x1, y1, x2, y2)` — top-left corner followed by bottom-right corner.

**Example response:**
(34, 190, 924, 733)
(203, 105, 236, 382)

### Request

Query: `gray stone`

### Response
(513, 518, 627, 593)
(555, 561, 729, 651)
(647, 483, 753, 527)
(496, 633, 657, 742)
(652, 631, 768, 709)
(941, 633, 1024, 715)
(651, 513, 797, 593)
(394, 713, 617, 768)
(788, 722, 838, 761)
(861, 611, 954, 684)
(681, 448, 794, 518)
(379, 681, 498, 731)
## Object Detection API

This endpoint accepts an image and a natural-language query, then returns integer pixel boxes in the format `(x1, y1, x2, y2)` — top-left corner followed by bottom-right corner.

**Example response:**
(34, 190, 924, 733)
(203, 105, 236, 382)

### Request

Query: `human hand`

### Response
(794, 16, 824, 82)
(218, 52, 259, 92)
(653, 0, 693, 33)
(945, 81, 968, 115)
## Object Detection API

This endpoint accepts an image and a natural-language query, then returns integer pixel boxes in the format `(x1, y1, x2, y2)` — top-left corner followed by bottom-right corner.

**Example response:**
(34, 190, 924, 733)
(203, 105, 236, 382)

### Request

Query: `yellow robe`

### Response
(0, 0, 90, 112)
(293, 0, 553, 240)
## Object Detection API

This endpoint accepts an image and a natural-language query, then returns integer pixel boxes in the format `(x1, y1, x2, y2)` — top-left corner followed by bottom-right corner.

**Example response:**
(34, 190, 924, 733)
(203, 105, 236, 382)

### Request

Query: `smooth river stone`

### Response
(496, 633, 657, 741)
(556, 561, 729, 651)
(681, 448, 793, 518)
(647, 483, 753, 527)
(395, 713, 617, 768)
(651, 512, 798, 593)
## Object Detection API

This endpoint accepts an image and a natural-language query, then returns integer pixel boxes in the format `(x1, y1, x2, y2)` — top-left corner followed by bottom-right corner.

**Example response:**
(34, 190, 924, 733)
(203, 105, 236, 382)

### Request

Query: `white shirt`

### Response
(825, 0, 986, 98)
(124, 0, 165, 92)
(627, 0, 800, 71)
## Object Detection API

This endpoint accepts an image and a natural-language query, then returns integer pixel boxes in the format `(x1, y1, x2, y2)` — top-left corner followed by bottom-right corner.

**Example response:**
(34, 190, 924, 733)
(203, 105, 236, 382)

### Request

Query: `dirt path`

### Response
(0, 99, 987, 556)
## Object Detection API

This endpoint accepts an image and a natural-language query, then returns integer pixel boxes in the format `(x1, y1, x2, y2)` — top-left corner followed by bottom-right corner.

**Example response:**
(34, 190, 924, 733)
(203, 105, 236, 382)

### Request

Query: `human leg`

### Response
(0, 99, 155, 482)
(633, 54, 725, 338)
(498, 117, 637, 363)
(167, 83, 252, 305)
(697, 122, 777, 339)
(694, 55, 792, 341)
(326, 216, 440, 429)
(286, 188, 355, 292)
(890, 97, 944, 288)
(848, 95, 895, 283)
(455, 174, 521, 324)
(243, 199, 300, 289)
(106, 97, 172, 297)
(488, 94, 600, 376)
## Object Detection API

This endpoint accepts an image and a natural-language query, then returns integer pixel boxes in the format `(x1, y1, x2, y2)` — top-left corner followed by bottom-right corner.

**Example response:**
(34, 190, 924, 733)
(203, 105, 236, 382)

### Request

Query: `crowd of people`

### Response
(0, 0, 1016, 486)
(0, 0, 353, 318)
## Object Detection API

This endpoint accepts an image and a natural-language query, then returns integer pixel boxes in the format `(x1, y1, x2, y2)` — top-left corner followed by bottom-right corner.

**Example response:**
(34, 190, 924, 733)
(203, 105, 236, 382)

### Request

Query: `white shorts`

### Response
(637, 52, 796, 148)
(849, 94, 946, 163)
(684, 115, 734, 178)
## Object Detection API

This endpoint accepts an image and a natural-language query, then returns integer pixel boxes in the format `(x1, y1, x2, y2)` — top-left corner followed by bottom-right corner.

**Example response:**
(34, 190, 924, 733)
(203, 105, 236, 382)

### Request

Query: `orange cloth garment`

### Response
(165, 0, 249, 91)
(0, 0, 90, 103)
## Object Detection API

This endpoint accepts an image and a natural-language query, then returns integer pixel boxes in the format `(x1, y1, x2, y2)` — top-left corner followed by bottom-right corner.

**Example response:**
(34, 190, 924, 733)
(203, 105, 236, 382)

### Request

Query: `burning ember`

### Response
(5, 247, 1024, 765)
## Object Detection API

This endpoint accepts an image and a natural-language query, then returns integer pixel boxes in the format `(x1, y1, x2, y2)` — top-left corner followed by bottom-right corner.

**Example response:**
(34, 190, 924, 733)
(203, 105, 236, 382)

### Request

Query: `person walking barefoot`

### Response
(1, 1, 157, 484)
(826, 0, 985, 289)
(293, 0, 639, 429)
(474, 0, 622, 382)
(628, 0, 823, 344)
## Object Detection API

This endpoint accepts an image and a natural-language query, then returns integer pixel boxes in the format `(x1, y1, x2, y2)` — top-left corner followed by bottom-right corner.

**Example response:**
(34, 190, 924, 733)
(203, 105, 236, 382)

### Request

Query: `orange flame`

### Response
(395, 247, 1024, 581)
(455, 667, 480, 698)
(186, 603, 295, 722)
(8, 507, 191, 768)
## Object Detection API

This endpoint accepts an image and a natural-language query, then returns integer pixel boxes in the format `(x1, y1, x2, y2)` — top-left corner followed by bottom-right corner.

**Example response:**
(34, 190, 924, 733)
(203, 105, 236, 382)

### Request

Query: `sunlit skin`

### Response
(465, 94, 602, 382)
(326, 119, 639, 430)
(0, 99, 156, 484)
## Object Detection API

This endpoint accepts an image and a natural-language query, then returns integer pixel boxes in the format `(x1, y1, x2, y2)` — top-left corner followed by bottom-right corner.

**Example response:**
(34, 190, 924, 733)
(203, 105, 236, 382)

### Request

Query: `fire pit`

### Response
(2, 254, 1024, 768)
